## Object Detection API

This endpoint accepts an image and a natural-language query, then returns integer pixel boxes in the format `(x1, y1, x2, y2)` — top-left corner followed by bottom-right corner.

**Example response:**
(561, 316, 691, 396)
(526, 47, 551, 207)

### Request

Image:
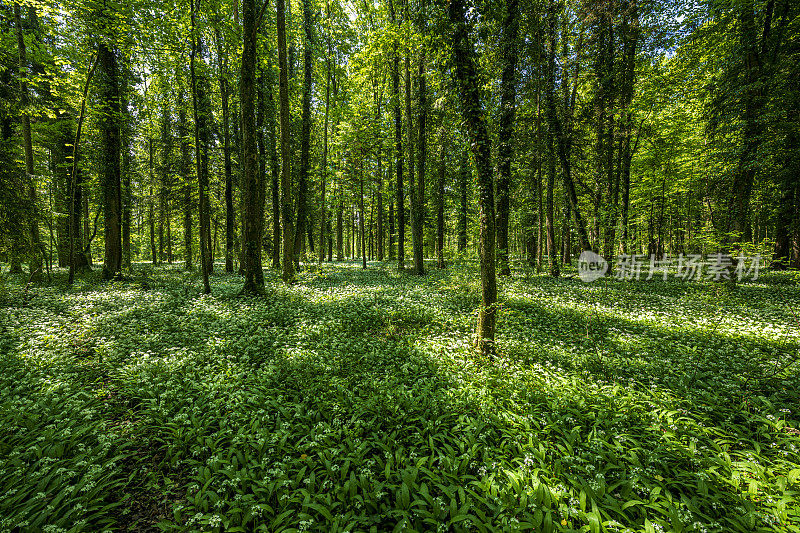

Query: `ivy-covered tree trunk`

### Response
(241, 0, 264, 293)
(448, 0, 497, 357)
(277, 0, 295, 283)
(97, 40, 122, 280)
(494, 0, 519, 277)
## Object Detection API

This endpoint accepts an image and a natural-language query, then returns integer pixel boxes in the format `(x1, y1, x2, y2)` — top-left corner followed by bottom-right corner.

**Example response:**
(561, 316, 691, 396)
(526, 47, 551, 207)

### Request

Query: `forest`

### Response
(1, 0, 799, 530)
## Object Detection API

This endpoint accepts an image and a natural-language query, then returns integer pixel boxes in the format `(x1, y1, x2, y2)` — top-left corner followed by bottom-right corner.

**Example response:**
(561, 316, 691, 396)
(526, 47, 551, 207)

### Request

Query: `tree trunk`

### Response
(458, 148, 468, 252)
(376, 96, 384, 262)
(360, 160, 367, 269)
(293, 0, 314, 270)
(336, 196, 343, 260)
(277, 0, 295, 283)
(494, 0, 519, 277)
(179, 85, 193, 270)
(436, 127, 446, 268)
(320, 8, 331, 264)
(190, 0, 211, 293)
(14, 3, 42, 278)
(389, 0, 404, 270)
(545, 1, 591, 253)
(265, 55, 281, 270)
(546, 134, 558, 278)
(98, 40, 122, 280)
(448, 0, 497, 357)
(411, 47, 427, 275)
(121, 78, 132, 269)
(216, 29, 235, 273)
(241, 0, 264, 292)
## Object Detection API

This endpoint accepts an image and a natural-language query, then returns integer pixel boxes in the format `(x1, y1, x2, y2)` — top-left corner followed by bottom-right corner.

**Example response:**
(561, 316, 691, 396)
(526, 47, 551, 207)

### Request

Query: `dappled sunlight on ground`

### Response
(1, 262, 798, 531)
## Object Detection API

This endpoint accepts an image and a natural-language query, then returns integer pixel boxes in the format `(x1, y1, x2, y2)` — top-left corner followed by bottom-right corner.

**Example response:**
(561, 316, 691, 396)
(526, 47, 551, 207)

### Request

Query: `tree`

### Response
(494, 0, 519, 277)
(97, 38, 123, 280)
(190, 0, 212, 293)
(277, 0, 295, 283)
(241, 0, 265, 293)
(448, 0, 497, 357)
(293, 0, 315, 269)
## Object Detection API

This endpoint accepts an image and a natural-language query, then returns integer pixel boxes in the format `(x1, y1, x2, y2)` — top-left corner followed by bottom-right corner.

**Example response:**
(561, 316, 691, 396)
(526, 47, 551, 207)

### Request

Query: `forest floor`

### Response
(1, 261, 799, 532)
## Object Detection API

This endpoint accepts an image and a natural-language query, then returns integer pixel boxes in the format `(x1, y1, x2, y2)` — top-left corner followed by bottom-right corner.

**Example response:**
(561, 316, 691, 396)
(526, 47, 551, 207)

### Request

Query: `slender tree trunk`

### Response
(293, 0, 314, 270)
(277, 0, 295, 283)
(388, 199, 395, 259)
(458, 148, 468, 252)
(179, 87, 193, 270)
(360, 160, 367, 269)
(320, 12, 331, 263)
(495, 0, 519, 277)
(545, 1, 591, 253)
(436, 127, 446, 268)
(264, 56, 281, 270)
(449, 0, 497, 357)
(216, 29, 235, 273)
(376, 95, 384, 262)
(412, 48, 427, 275)
(67, 52, 96, 284)
(389, 0, 404, 270)
(546, 134, 558, 278)
(336, 195, 343, 260)
(121, 78, 132, 269)
(14, 4, 42, 277)
(190, 0, 211, 293)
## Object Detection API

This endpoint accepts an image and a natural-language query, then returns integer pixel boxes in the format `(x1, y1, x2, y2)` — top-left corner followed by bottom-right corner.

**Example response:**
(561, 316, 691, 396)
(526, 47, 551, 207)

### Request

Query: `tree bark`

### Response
(293, 0, 314, 269)
(98, 40, 122, 280)
(458, 148, 468, 252)
(216, 29, 235, 273)
(320, 4, 331, 264)
(436, 127, 446, 268)
(190, 0, 211, 293)
(179, 87, 193, 270)
(448, 0, 497, 357)
(14, 3, 42, 278)
(389, 0, 404, 270)
(277, 0, 295, 283)
(494, 0, 519, 277)
(241, 0, 264, 293)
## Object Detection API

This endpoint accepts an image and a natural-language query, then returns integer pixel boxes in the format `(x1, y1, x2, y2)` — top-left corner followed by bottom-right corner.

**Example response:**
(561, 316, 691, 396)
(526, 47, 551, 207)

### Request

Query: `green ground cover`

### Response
(1, 263, 798, 532)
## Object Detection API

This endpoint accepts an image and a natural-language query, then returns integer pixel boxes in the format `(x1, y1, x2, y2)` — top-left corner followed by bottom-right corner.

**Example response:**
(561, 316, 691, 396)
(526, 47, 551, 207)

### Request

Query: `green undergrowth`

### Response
(1, 262, 798, 532)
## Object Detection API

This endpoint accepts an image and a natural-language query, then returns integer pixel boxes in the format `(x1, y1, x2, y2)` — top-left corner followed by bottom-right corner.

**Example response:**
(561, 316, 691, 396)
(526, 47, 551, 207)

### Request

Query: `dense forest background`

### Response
(2, 0, 798, 286)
